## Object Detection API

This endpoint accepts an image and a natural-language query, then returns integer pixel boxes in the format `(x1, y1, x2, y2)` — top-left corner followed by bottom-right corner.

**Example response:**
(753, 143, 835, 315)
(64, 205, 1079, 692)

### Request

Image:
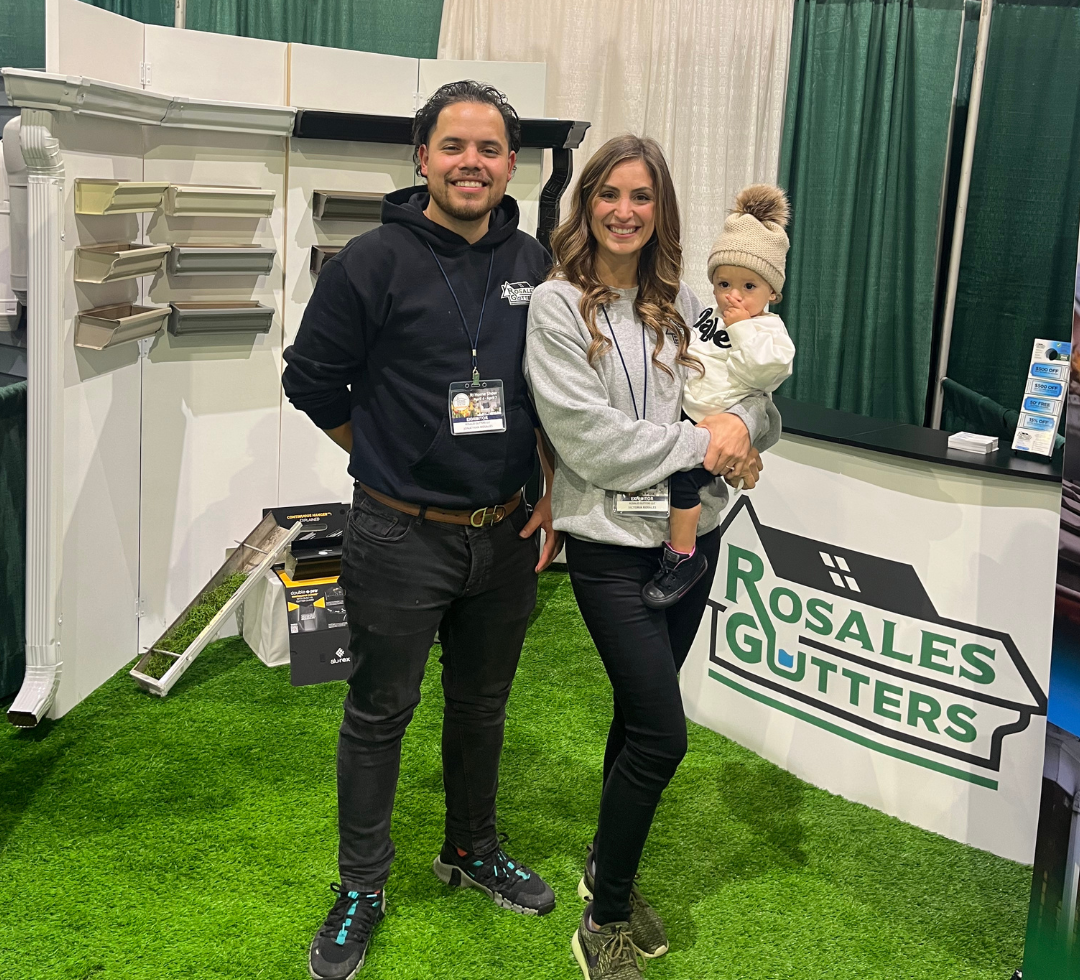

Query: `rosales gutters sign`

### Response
(706, 498, 1047, 791)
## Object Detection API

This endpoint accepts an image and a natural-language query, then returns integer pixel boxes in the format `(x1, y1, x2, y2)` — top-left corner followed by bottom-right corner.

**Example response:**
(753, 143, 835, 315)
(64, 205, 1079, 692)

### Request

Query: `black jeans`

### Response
(335, 485, 539, 890)
(565, 525, 722, 925)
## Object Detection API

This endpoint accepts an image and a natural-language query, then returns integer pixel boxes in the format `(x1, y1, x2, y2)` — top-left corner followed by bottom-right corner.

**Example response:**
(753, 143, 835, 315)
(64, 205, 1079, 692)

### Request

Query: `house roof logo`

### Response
(707, 497, 1046, 791)
(500, 281, 533, 306)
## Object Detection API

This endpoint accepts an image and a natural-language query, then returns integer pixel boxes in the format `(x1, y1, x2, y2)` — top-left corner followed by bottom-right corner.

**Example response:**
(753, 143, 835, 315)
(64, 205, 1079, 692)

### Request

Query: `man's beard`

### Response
(428, 176, 502, 222)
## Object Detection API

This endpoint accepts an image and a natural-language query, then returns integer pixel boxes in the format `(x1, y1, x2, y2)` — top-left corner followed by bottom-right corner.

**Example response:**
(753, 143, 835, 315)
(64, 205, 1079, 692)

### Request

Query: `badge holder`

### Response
(448, 379, 507, 436)
(611, 480, 671, 519)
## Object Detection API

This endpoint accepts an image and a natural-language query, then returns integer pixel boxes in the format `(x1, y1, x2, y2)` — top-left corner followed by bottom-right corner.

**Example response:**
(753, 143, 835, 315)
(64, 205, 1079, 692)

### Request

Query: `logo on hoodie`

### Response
(500, 281, 534, 306)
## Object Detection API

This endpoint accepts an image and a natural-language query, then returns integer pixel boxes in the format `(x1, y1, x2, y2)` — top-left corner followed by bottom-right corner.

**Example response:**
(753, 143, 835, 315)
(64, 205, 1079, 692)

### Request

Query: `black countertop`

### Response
(774, 396, 1063, 483)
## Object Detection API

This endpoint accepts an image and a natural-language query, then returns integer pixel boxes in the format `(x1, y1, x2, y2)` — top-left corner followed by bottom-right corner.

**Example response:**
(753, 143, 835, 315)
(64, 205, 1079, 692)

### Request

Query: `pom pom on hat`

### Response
(707, 183, 791, 298)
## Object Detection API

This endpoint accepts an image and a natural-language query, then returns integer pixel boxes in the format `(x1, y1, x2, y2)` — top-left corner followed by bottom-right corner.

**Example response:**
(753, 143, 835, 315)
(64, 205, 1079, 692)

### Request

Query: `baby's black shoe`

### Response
(641, 543, 708, 609)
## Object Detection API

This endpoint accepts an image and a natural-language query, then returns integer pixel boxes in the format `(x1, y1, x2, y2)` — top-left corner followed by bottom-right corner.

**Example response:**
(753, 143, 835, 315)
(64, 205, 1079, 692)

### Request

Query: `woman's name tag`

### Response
(614, 481, 670, 518)
(448, 380, 507, 436)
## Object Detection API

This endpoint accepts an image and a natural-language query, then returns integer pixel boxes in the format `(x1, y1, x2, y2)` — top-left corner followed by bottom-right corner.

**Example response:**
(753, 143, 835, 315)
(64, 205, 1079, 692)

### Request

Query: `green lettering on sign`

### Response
(906, 692, 941, 733)
(873, 680, 903, 722)
(836, 610, 874, 651)
(944, 704, 978, 743)
(880, 621, 913, 663)
(841, 668, 871, 706)
(804, 598, 833, 636)
(810, 655, 837, 693)
(726, 612, 762, 664)
(920, 632, 955, 675)
(959, 643, 995, 685)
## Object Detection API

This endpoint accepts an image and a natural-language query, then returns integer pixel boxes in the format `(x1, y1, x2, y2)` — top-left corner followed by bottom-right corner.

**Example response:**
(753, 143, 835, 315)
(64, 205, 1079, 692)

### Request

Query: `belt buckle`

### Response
(470, 505, 506, 527)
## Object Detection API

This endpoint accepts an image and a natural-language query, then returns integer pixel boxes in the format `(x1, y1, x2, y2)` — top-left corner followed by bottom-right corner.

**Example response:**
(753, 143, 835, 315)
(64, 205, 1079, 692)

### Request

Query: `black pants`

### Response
(335, 485, 539, 890)
(565, 525, 721, 925)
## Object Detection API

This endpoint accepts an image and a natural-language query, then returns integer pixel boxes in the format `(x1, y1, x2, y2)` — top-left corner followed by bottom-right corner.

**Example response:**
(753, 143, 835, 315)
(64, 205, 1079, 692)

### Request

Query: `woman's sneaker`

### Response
(572, 904, 645, 980)
(433, 838, 556, 915)
(577, 847, 669, 958)
(641, 543, 708, 609)
(308, 883, 386, 980)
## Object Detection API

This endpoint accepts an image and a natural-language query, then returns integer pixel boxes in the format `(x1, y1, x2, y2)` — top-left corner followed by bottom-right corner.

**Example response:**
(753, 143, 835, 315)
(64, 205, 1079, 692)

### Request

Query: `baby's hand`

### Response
(722, 298, 751, 326)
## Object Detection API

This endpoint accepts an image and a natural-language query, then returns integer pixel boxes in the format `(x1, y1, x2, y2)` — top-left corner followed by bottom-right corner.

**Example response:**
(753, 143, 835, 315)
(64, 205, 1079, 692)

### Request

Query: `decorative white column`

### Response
(7, 108, 65, 727)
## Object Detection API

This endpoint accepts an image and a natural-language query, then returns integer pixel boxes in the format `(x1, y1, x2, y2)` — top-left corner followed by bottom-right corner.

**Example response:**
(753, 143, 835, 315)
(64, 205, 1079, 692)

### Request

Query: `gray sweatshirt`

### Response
(524, 278, 781, 548)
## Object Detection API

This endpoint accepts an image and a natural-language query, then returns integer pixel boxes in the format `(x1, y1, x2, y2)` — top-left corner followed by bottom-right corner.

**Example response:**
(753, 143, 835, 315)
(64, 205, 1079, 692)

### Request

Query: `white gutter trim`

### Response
(0, 68, 296, 137)
(7, 109, 64, 728)
(930, 0, 994, 428)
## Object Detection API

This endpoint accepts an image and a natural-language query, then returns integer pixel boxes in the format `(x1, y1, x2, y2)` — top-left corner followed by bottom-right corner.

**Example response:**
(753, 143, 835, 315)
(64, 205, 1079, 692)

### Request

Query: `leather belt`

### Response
(359, 484, 521, 528)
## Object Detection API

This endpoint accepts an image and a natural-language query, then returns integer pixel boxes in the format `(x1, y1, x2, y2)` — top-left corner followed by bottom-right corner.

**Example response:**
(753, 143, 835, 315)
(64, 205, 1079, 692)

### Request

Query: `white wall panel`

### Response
(278, 139, 416, 508)
(56, 0, 144, 90)
(288, 45, 418, 115)
(419, 60, 547, 117)
(54, 114, 144, 715)
(143, 25, 288, 106)
(140, 127, 287, 648)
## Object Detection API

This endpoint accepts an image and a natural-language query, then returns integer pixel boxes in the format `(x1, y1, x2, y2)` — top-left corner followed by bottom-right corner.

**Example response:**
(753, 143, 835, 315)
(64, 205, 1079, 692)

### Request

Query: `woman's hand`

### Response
(725, 449, 763, 489)
(520, 490, 563, 572)
(696, 412, 752, 476)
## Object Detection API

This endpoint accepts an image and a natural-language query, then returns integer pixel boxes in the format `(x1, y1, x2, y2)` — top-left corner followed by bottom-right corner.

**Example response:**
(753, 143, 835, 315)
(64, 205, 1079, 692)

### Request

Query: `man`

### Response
(283, 81, 562, 979)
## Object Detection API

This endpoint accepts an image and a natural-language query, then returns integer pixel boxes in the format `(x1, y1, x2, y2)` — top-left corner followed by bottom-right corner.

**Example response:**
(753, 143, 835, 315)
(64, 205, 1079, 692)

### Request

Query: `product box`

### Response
(1012, 339, 1072, 456)
(264, 502, 349, 580)
(276, 568, 353, 687)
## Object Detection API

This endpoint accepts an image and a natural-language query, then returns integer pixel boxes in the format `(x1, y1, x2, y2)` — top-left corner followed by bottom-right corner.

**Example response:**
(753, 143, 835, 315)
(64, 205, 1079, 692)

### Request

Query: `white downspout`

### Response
(175, 0, 186, 30)
(7, 109, 65, 728)
(3, 117, 28, 305)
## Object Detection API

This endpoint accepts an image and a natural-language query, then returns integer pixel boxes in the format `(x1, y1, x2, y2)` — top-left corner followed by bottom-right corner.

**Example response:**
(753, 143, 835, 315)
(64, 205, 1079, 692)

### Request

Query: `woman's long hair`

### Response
(548, 134, 698, 378)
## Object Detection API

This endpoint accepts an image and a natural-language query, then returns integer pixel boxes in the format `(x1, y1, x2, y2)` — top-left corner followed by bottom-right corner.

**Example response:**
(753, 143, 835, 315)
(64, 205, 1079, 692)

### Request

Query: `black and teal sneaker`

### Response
(578, 847, 668, 958)
(308, 883, 386, 980)
(433, 838, 556, 915)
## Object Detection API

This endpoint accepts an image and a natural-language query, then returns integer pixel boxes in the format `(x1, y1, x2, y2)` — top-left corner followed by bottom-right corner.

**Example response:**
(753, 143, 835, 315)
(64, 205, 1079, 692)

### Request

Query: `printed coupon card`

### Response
(1012, 339, 1072, 456)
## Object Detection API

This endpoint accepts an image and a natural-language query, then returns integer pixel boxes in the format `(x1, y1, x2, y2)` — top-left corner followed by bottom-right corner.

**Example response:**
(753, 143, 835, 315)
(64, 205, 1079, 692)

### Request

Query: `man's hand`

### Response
(721, 295, 751, 326)
(696, 412, 751, 476)
(726, 449, 762, 489)
(520, 492, 562, 572)
(323, 422, 353, 453)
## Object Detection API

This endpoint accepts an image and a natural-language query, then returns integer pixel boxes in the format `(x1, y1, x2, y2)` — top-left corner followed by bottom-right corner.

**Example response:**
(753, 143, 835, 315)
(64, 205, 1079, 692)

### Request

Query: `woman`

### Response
(525, 135, 780, 980)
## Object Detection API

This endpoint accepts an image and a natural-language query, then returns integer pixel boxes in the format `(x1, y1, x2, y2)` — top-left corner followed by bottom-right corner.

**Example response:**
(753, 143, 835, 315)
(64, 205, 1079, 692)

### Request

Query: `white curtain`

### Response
(438, 0, 794, 302)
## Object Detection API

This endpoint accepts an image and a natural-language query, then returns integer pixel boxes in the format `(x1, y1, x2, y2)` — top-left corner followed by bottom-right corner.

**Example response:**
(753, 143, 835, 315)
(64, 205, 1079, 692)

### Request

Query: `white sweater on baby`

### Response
(682, 308, 795, 423)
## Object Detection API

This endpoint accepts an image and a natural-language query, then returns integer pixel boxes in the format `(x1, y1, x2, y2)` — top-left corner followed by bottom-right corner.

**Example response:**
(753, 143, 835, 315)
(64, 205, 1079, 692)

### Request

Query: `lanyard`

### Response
(601, 305, 648, 421)
(428, 243, 495, 383)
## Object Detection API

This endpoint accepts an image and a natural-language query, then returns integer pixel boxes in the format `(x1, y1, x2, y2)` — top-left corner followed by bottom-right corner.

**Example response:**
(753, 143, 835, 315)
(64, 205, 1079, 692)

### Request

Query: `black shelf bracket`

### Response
(293, 109, 590, 249)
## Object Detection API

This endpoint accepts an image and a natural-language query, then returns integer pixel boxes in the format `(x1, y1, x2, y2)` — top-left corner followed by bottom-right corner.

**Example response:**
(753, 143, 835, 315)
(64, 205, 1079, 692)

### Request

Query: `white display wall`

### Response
(26, 0, 547, 714)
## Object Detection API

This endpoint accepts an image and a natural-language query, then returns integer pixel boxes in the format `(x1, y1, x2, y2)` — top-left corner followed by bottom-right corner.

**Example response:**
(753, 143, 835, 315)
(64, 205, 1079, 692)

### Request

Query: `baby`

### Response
(642, 184, 796, 608)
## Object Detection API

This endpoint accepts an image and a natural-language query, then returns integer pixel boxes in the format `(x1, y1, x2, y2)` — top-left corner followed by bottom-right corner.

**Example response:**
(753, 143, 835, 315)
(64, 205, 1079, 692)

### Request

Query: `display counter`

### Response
(682, 395, 1062, 864)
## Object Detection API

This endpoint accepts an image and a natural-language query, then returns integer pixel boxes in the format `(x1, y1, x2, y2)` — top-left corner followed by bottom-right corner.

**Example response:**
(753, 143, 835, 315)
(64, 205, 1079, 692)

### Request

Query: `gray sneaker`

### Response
(577, 847, 669, 958)
(572, 906, 645, 980)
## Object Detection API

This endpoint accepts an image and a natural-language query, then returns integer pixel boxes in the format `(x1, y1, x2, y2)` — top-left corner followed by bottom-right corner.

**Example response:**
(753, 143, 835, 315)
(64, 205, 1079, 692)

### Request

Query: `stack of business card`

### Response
(948, 432, 999, 454)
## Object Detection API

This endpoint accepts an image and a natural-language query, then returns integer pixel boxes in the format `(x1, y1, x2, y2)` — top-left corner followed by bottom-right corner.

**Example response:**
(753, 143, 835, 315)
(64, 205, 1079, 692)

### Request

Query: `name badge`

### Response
(613, 480, 670, 518)
(449, 380, 507, 436)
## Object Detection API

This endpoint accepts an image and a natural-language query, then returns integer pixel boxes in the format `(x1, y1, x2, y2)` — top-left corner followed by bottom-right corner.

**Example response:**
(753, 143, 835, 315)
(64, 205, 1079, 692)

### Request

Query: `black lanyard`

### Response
(428, 243, 495, 383)
(601, 305, 648, 421)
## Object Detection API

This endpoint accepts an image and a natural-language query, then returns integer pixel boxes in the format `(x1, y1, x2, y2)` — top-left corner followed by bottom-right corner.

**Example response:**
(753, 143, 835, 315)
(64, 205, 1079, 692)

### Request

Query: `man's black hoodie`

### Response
(282, 187, 551, 509)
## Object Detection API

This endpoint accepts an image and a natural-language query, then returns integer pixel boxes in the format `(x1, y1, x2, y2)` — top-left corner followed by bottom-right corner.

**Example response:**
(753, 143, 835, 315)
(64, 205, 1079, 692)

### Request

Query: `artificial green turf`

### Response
(0, 571, 1028, 979)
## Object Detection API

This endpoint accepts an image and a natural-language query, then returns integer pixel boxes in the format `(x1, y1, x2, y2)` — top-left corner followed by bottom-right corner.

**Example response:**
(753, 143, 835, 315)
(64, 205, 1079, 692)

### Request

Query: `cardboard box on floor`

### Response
(242, 503, 353, 686)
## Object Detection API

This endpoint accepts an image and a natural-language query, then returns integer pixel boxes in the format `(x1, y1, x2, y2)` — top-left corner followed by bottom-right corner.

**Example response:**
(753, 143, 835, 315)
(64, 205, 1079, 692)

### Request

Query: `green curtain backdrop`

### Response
(0, 381, 27, 702)
(80, 0, 174, 26)
(188, 0, 445, 58)
(80, 0, 445, 57)
(0, 0, 45, 70)
(777, 0, 964, 424)
(942, 0, 1080, 425)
